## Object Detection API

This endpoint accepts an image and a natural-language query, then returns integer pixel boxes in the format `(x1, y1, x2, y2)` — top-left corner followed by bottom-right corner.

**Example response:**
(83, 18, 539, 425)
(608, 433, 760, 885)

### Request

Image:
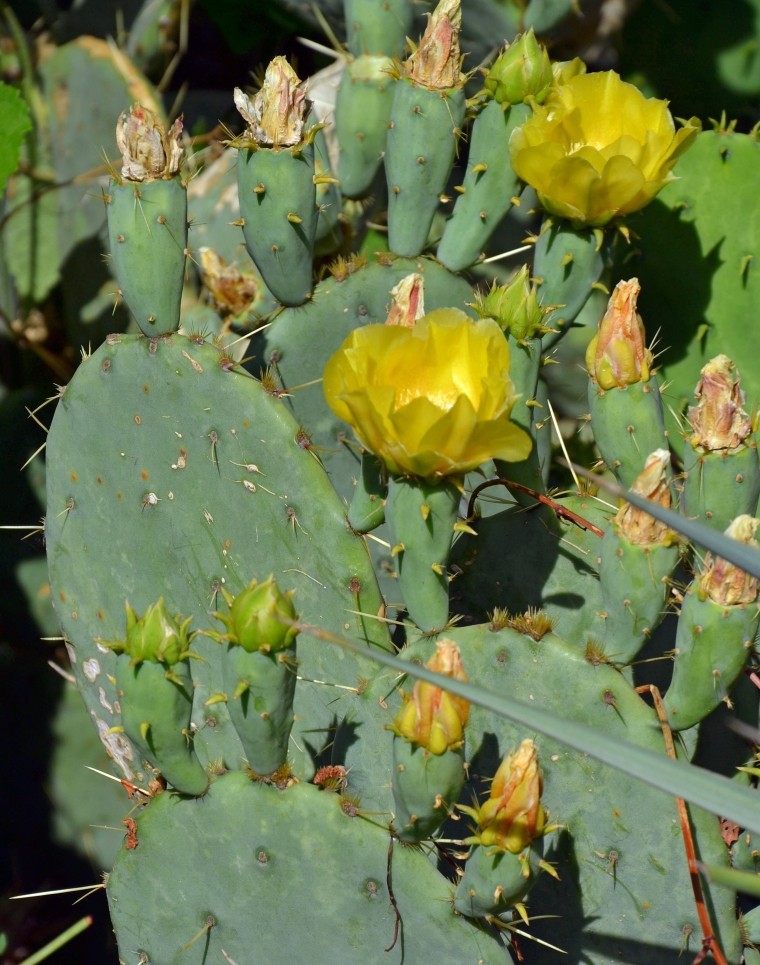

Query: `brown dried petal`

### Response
(614, 448, 673, 545)
(700, 514, 759, 606)
(406, 0, 462, 90)
(386, 273, 425, 327)
(116, 103, 183, 181)
(234, 57, 309, 148)
(688, 354, 751, 452)
(199, 247, 259, 317)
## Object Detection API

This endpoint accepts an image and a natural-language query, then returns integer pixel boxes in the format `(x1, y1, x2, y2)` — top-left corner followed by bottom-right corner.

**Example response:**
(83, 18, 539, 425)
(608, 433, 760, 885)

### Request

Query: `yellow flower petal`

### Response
(324, 309, 530, 481)
(510, 70, 701, 226)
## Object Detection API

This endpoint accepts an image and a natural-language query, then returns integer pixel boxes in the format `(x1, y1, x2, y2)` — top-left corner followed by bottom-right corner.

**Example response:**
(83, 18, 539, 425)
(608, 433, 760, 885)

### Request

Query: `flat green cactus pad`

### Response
(45, 333, 390, 790)
(450, 496, 612, 646)
(625, 130, 760, 458)
(339, 624, 739, 962)
(107, 771, 507, 964)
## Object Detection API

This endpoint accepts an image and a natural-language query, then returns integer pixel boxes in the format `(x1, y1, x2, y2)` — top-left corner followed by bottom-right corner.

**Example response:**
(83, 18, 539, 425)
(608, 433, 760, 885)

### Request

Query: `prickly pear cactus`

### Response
(34, 1, 760, 962)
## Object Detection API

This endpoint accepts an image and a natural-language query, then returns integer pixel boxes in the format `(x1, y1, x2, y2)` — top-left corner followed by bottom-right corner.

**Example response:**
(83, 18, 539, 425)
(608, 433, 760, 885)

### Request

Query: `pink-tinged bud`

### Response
(394, 639, 469, 754)
(199, 247, 260, 317)
(699, 515, 760, 606)
(461, 739, 547, 853)
(116, 103, 183, 182)
(585, 278, 652, 390)
(385, 273, 425, 327)
(405, 0, 462, 91)
(234, 57, 309, 148)
(688, 355, 751, 452)
(614, 449, 674, 546)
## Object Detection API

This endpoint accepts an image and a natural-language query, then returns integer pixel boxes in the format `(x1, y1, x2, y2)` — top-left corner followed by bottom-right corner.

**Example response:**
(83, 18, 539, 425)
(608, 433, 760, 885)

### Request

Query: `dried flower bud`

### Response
(116, 103, 183, 182)
(699, 515, 759, 606)
(385, 273, 425, 327)
(461, 739, 548, 853)
(394, 638, 469, 754)
(199, 248, 260, 317)
(688, 355, 751, 452)
(313, 765, 348, 790)
(234, 57, 309, 148)
(585, 278, 652, 390)
(614, 449, 674, 546)
(405, 0, 462, 91)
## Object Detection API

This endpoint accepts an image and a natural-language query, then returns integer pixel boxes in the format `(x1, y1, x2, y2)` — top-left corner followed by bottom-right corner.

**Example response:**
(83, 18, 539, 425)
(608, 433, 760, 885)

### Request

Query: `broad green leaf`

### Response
(0, 82, 30, 196)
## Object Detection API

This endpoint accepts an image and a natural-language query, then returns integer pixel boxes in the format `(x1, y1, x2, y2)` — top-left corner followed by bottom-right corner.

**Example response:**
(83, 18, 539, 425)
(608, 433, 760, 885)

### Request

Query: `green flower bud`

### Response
(484, 29, 553, 106)
(213, 575, 299, 653)
(100, 598, 196, 667)
(473, 265, 554, 341)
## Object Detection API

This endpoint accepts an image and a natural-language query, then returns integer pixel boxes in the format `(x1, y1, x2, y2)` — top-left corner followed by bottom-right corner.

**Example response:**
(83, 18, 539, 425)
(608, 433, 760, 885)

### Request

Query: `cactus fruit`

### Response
(385, 0, 467, 256)
(235, 60, 319, 305)
(390, 639, 469, 841)
(587, 278, 668, 486)
(99, 598, 207, 795)
(107, 104, 187, 335)
(208, 577, 299, 776)
(666, 515, 760, 731)
(599, 449, 680, 663)
(455, 739, 551, 916)
(683, 355, 760, 532)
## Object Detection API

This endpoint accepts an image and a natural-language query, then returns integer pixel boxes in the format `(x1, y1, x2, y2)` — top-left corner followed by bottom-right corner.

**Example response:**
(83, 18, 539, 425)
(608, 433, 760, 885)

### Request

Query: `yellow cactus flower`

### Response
(394, 639, 470, 754)
(510, 71, 701, 227)
(461, 739, 548, 853)
(323, 308, 532, 481)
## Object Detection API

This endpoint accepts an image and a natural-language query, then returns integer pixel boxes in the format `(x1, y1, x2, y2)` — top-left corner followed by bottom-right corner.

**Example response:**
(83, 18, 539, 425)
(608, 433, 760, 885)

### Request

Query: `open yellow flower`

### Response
(323, 308, 531, 480)
(510, 71, 701, 227)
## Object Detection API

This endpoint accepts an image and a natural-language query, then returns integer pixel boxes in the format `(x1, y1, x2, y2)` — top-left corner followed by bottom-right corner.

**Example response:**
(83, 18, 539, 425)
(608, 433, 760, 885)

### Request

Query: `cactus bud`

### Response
(101, 598, 195, 667)
(199, 247, 260, 318)
(213, 575, 298, 653)
(688, 355, 752, 452)
(385, 273, 425, 327)
(550, 56, 586, 87)
(484, 29, 553, 106)
(614, 449, 674, 546)
(394, 638, 469, 754)
(699, 515, 760, 606)
(116, 103, 183, 182)
(473, 265, 553, 341)
(234, 57, 310, 148)
(405, 0, 462, 91)
(585, 278, 652, 390)
(461, 739, 548, 853)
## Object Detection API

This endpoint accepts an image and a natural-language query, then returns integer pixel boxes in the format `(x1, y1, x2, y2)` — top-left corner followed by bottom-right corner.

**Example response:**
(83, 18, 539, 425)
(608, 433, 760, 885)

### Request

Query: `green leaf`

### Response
(700, 863, 760, 898)
(295, 621, 760, 834)
(0, 82, 30, 196)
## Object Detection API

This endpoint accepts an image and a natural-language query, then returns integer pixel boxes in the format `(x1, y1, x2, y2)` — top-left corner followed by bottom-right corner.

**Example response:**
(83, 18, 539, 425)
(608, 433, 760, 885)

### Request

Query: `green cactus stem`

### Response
(436, 101, 531, 271)
(666, 516, 760, 731)
(385, 0, 466, 257)
(599, 451, 680, 664)
(348, 451, 387, 533)
(384, 475, 459, 631)
(335, 55, 396, 200)
(454, 841, 543, 917)
(344, 0, 413, 57)
(235, 60, 319, 306)
(534, 219, 606, 350)
(391, 737, 465, 842)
